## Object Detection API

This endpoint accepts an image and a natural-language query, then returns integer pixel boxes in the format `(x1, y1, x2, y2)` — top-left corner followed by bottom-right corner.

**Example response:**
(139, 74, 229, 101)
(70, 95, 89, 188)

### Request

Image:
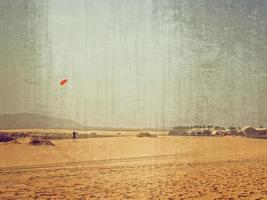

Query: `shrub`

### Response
(137, 132, 157, 138)
(29, 138, 55, 146)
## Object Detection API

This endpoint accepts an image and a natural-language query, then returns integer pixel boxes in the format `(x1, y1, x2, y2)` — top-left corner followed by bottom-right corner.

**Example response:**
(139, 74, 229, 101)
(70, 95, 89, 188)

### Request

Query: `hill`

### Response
(0, 113, 85, 130)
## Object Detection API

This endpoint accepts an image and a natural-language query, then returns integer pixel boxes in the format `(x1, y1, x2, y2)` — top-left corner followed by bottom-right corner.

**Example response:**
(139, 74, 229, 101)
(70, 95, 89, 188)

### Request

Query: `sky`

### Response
(0, 0, 267, 128)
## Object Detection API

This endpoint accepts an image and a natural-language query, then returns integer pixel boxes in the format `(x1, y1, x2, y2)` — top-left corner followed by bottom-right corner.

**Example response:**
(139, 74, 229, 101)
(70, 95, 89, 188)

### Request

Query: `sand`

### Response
(0, 135, 267, 199)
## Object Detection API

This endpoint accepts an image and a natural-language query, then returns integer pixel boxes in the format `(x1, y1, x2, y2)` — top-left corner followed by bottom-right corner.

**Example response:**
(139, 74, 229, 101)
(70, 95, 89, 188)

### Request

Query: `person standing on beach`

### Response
(72, 131, 77, 141)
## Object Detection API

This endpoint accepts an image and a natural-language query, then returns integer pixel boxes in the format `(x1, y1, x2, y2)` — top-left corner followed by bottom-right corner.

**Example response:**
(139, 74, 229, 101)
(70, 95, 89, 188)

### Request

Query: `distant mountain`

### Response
(0, 113, 85, 130)
(0, 113, 167, 131)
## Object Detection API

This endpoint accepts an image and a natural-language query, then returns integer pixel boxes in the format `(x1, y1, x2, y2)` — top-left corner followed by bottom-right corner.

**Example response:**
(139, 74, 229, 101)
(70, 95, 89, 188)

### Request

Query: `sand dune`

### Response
(0, 136, 267, 199)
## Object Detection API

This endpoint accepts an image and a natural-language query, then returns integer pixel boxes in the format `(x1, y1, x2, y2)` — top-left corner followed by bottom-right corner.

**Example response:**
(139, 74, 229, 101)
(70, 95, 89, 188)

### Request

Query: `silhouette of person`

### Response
(72, 131, 77, 141)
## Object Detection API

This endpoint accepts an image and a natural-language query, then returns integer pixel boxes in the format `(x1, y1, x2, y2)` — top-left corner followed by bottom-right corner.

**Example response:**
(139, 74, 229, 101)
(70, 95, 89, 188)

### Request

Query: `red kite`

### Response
(60, 79, 68, 86)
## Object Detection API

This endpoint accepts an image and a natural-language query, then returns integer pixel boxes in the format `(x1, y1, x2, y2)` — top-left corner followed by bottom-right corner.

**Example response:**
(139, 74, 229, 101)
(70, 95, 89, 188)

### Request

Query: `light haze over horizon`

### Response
(0, 0, 267, 128)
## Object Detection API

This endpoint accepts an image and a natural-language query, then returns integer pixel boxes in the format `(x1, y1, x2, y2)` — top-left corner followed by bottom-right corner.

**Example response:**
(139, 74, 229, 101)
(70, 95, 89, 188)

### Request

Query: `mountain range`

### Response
(0, 113, 85, 130)
(0, 113, 164, 131)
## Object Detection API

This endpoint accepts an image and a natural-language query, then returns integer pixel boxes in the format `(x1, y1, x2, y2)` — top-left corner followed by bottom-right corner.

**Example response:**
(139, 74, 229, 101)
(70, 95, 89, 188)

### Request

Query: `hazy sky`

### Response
(0, 0, 267, 128)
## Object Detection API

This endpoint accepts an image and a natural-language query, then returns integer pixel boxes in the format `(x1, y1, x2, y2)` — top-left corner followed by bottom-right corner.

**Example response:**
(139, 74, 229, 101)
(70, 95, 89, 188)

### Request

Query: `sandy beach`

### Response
(2, 0, 267, 199)
(0, 135, 267, 200)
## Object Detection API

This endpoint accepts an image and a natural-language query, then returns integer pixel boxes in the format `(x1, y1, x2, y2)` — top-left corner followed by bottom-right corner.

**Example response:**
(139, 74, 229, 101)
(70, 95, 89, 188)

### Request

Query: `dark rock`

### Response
(0, 133, 14, 142)
(242, 126, 258, 136)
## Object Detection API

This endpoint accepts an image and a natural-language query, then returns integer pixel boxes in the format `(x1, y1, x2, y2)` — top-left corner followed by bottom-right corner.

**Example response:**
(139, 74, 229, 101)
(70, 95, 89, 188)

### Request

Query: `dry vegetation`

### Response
(137, 132, 158, 138)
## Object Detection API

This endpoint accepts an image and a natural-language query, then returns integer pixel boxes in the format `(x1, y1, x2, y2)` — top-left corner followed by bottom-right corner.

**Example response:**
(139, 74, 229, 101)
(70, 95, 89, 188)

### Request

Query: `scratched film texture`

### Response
(0, 0, 267, 129)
